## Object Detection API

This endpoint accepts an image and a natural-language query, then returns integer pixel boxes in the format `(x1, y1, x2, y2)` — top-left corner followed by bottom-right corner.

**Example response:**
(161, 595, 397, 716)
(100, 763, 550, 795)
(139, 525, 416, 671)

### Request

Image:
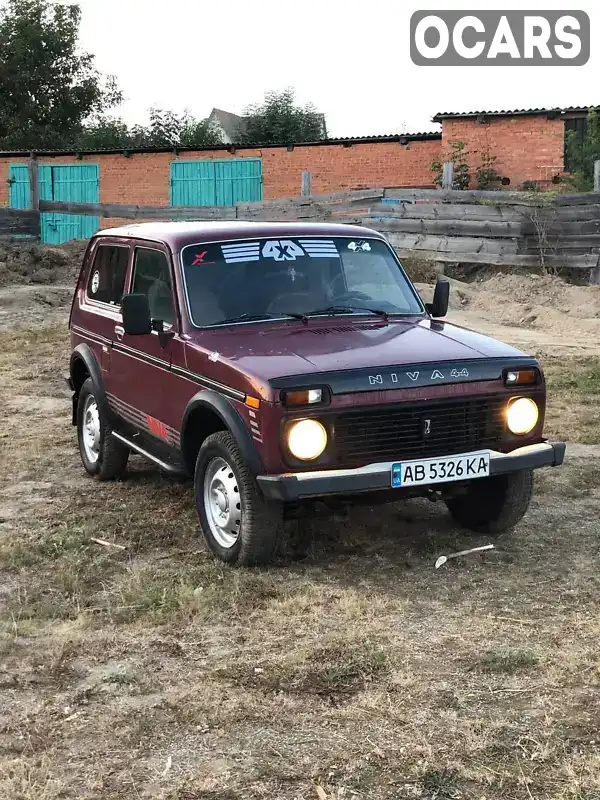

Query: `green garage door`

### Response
(9, 163, 100, 244)
(170, 158, 263, 206)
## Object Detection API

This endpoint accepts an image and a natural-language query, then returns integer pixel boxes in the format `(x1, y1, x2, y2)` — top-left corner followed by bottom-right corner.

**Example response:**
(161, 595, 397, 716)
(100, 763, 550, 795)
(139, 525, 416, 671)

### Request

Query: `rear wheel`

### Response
(77, 378, 129, 480)
(194, 431, 283, 566)
(445, 470, 534, 534)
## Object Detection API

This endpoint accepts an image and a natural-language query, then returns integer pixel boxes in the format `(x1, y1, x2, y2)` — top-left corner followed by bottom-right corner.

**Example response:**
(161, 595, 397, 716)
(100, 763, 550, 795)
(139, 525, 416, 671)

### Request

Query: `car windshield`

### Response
(180, 235, 425, 327)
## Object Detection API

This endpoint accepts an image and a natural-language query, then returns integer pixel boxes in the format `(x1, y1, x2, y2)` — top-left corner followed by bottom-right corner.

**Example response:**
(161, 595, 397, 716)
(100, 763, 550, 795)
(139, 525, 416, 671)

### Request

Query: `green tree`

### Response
(0, 0, 122, 148)
(565, 108, 600, 191)
(237, 88, 327, 145)
(76, 108, 223, 150)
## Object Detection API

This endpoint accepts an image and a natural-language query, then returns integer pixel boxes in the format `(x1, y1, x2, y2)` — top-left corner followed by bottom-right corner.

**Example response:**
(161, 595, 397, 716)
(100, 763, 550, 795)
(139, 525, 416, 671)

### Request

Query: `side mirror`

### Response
(426, 279, 450, 318)
(121, 293, 152, 335)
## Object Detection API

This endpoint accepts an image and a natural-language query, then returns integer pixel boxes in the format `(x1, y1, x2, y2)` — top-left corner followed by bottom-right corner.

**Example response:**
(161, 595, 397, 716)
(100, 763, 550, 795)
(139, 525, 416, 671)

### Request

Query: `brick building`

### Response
(0, 105, 593, 243)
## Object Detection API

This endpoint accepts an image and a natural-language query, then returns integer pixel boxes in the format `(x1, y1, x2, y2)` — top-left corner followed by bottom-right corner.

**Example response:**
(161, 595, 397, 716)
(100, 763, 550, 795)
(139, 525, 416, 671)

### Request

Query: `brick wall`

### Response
(0, 139, 441, 214)
(441, 116, 565, 188)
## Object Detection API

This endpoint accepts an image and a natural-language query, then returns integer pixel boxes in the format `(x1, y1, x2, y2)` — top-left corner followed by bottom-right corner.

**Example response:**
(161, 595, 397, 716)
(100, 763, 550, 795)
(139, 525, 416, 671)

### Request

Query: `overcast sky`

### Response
(70, 0, 600, 137)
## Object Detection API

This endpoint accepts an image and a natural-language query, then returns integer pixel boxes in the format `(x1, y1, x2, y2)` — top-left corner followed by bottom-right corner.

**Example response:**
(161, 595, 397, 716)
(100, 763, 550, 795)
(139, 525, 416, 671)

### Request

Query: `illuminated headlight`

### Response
(506, 397, 539, 435)
(287, 419, 328, 460)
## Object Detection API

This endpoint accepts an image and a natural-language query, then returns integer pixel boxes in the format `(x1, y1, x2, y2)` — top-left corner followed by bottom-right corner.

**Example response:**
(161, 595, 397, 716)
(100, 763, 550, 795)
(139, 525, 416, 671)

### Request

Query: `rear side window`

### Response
(87, 245, 129, 306)
(131, 248, 175, 326)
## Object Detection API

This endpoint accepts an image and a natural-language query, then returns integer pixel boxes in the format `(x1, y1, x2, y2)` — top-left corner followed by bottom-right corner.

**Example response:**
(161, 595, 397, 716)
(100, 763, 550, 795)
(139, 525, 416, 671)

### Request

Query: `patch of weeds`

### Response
(105, 565, 206, 624)
(4, 549, 124, 622)
(544, 360, 600, 443)
(476, 648, 539, 675)
(193, 569, 287, 618)
(420, 768, 464, 799)
(0, 526, 94, 570)
(218, 638, 392, 701)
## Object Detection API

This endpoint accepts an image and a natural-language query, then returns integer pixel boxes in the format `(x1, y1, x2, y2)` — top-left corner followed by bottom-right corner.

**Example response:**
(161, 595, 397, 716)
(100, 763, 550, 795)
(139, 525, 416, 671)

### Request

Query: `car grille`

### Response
(333, 396, 507, 467)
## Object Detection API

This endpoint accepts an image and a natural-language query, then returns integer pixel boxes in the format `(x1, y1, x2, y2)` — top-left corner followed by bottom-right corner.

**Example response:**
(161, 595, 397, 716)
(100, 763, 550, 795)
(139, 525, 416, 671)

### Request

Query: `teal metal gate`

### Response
(9, 163, 100, 244)
(170, 158, 263, 206)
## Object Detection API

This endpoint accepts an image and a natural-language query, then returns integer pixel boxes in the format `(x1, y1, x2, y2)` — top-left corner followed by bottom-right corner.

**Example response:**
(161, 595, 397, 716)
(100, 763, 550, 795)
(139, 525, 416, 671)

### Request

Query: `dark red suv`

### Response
(67, 221, 565, 565)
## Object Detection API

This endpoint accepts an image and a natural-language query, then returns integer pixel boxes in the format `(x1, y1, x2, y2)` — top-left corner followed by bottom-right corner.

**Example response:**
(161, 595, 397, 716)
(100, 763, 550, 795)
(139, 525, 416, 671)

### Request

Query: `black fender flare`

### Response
(69, 343, 113, 425)
(181, 389, 264, 476)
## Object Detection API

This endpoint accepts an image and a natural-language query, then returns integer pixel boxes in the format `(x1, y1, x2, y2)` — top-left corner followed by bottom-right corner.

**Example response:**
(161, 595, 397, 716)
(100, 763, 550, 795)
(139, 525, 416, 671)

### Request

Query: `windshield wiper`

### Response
(214, 311, 308, 325)
(304, 305, 389, 320)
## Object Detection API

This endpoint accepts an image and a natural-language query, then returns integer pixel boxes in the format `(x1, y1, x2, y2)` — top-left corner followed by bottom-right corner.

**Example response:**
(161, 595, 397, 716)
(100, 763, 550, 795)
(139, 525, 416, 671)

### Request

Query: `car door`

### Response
(108, 243, 178, 448)
(72, 239, 130, 377)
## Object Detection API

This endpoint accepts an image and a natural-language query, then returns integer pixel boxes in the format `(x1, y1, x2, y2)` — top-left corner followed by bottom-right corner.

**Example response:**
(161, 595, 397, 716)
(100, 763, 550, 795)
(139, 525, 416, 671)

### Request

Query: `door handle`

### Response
(114, 325, 124, 341)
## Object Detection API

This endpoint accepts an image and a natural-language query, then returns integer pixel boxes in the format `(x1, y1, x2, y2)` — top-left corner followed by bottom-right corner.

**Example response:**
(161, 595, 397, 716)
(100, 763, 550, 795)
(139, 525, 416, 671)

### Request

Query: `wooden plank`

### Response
(301, 170, 312, 196)
(28, 158, 40, 212)
(553, 192, 600, 205)
(393, 248, 598, 269)
(366, 202, 523, 221)
(550, 205, 600, 221)
(383, 188, 549, 205)
(386, 233, 517, 256)
(237, 203, 327, 220)
(240, 188, 385, 209)
(441, 161, 453, 190)
(522, 234, 600, 249)
(384, 187, 600, 207)
(0, 209, 40, 236)
(39, 199, 237, 220)
(347, 217, 522, 238)
(0, 207, 42, 220)
(521, 222, 600, 237)
(595, 161, 600, 193)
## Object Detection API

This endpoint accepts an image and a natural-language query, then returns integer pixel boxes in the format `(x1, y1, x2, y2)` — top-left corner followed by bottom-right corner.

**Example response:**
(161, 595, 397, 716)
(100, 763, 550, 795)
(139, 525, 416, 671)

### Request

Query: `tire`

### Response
(194, 431, 283, 566)
(77, 378, 129, 481)
(445, 470, 534, 535)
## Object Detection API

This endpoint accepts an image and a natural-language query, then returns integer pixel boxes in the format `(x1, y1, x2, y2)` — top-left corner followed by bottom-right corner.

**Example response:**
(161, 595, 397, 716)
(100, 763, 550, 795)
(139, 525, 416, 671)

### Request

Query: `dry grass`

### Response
(2, 314, 600, 800)
(543, 358, 600, 445)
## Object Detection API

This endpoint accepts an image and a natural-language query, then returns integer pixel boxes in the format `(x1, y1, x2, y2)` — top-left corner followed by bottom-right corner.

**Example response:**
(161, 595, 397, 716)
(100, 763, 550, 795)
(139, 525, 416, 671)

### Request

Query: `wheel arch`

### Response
(181, 390, 264, 477)
(69, 344, 112, 425)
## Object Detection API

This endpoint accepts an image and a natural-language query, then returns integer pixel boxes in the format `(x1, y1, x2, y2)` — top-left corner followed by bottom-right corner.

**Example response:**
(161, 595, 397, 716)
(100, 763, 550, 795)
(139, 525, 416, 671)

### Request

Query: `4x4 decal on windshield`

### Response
(220, 239, 340, 264)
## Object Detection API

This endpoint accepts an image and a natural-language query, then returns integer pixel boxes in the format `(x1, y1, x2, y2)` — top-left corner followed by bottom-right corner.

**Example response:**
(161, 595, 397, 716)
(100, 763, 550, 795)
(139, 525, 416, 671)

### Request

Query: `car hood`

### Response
(188, 317, 531, 392)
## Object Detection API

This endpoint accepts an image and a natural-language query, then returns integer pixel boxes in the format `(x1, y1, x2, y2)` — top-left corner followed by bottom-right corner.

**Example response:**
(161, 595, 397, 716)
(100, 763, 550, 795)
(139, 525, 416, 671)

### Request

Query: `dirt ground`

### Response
(1, 247, 600, 800)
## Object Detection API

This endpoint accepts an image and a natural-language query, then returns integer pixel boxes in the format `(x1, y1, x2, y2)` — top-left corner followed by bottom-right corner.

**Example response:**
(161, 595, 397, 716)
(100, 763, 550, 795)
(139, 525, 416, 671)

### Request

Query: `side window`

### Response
(131, 248, 175, 326)
(341, 250, 414, 310)
(87, 245, 129, 306)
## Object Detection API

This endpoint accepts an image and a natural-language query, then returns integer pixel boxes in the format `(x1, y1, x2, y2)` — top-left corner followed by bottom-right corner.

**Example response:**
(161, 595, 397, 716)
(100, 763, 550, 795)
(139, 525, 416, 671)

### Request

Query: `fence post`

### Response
(28, 154, 41, 240)
(301, 170, 312, 196)
(594, 160, 600, 192)
(28, 155, 40, 211)
(441, 161, 453, 190)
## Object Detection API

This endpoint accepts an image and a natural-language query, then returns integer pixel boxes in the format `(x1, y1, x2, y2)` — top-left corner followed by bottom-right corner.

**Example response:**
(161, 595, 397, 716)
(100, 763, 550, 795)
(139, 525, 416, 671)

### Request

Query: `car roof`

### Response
(94, 220, 387, 250)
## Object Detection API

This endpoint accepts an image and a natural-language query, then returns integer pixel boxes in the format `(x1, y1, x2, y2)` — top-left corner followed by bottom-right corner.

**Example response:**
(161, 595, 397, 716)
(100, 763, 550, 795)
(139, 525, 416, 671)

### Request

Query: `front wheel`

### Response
(194, 431, 283, 566)
(445, 470, 534, 535)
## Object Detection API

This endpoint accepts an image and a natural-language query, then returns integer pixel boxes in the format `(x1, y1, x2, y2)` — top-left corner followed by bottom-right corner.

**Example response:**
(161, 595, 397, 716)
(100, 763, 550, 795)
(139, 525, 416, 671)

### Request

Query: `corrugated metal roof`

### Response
(0, 131, 442, 158)
(433, 106, 596, 121)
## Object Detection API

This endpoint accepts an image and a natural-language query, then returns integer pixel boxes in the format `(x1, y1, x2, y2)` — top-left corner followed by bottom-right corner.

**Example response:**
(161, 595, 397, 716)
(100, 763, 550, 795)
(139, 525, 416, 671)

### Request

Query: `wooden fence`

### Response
(2, 158, 600, 284)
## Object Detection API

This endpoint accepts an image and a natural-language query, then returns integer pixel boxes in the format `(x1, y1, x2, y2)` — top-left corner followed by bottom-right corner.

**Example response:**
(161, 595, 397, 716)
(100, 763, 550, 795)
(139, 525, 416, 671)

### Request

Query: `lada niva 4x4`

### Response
(66, 221, 566, 565)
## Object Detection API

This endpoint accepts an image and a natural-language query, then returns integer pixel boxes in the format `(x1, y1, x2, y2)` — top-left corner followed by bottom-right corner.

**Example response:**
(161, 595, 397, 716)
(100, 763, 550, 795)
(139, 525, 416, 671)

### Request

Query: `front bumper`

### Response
(257, 441, 566, 502)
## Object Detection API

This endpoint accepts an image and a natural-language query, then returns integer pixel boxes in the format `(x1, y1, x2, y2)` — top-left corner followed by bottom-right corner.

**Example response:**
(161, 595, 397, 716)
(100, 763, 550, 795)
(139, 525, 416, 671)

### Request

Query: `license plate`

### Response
(391, 451, 490, 488)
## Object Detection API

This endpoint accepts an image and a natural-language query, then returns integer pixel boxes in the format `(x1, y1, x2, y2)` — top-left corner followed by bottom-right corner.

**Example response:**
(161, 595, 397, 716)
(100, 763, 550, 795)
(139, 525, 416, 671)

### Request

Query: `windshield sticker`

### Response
(347, 240, 372, 252)
(221, 242, 261, 263)
(192, 250, 216, 265)
(298, 239, 340, 258)
(90, 270, 100, 293)
(262, 240, 305, 261)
